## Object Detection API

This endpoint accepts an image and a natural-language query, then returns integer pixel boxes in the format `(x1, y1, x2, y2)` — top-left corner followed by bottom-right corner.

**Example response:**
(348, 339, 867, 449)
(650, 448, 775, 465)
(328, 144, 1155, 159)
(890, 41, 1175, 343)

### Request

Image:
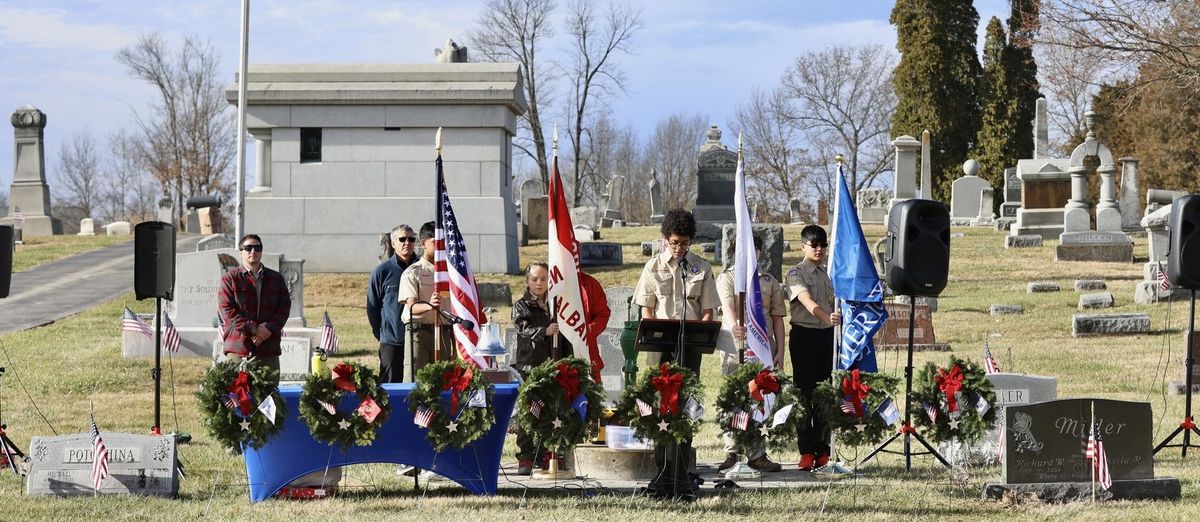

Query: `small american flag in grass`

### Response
(122, 307, 152, 338)
(529, 399, 544, 419)
(320, 311, 340, 354)
(162, 313, 180, 353)
(983, 339, 1000, 374)
(90, 412, 108, 493)
(413, 407, 434, 428)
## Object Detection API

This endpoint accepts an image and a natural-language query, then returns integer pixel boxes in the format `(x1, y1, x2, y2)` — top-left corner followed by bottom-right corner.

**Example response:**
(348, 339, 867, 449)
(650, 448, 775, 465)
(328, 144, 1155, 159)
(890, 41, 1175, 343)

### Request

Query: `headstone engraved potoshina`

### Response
(26, 432, 178, 497)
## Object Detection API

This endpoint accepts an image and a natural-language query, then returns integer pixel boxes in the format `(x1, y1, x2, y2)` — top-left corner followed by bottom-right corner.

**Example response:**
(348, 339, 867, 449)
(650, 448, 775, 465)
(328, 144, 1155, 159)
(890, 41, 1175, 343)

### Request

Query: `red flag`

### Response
(546, 155, 602, 379)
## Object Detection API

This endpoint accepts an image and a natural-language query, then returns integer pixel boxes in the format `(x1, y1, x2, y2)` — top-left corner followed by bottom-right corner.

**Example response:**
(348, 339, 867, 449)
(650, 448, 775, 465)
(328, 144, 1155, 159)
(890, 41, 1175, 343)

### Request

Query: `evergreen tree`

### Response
(890, 0, 982, 202)
(1006, 0, 1040, 161)
(972, 17, 1018, 205)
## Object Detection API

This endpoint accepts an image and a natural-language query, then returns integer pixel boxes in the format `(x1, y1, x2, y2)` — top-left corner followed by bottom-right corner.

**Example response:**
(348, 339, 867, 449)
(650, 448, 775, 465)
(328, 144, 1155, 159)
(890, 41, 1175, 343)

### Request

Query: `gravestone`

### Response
(972, 187, 996, 226)
(1000, 167, 1021, 219)
(475, 282, 513, 308)
(649, 171, 665, 225)
(919, 129, 933, 199)
(789, 198, 804, 224)
(77, 218, 95, 236)
(595, 327, 627, 403)
(524, 196, 549, 241)
(26, 432, 178, 497)
(604, 286, 636, 329)
(855, 189, 889, 224)
(106, 221, 132, 235)
(279, 258, 307, 327)
(600, 176, 624, 228)
(519, 178, 542, 213)
(570, 206, 600, 230)
(816, 198, 828, 225)
(169, 249, 281, 327)
(950, 160, 992, 223)
(278, 336, 312, 382)
(641, 239, 665, 257)
(718, 223, 784, 282)
(1134, 204, 1189, 303)
(1072, 313, 1150, 337)
(693, 125, 736, 223)
(990, 304, 1024, 315)
(579, 242, 622, 268)
(948, 373, 1056, 465)
(574, 225, 598, 243)
(984, 398, 1179, 501)
(874, 303, 949, 351)
(891, 135, 920, 207)
(1074, 280, 1106, 292)
(1118, 158, 1141, 231)
(1055, 231, 1133, 263)
(1027, 282, 1060, 293)
(196, 234, 235, 252)
(157, 197, 173, 225)
(1078, 292, 1114, 310)
(2, 105, 60, 235)
(1056, 110, 1134, 261)
(1005, 235, 1043, 248)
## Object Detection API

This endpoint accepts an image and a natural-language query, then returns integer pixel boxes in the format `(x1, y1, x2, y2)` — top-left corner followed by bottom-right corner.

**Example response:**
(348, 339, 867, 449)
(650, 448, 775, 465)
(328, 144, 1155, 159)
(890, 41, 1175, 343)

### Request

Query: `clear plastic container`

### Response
(605, 425, 654, 450)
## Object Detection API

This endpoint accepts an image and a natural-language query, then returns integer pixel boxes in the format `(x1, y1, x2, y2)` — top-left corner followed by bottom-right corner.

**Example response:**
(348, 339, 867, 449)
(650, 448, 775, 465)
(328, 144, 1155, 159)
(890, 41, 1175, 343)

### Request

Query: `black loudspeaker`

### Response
(884, 200, 951, 297)
(1168, 195, 1200, 290)
(0, 225, 12, 299)
(134, 221, 176, 300)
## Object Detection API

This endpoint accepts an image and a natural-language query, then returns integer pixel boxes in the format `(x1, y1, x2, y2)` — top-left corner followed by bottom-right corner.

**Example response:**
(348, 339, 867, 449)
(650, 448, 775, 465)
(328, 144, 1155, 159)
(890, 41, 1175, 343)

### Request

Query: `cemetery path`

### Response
(0, 235, 202, 334)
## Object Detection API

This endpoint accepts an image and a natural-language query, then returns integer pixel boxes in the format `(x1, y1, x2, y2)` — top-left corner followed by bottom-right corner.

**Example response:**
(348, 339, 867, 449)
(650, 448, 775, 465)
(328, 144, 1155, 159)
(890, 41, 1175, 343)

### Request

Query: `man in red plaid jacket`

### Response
(218, 234, 291, 378)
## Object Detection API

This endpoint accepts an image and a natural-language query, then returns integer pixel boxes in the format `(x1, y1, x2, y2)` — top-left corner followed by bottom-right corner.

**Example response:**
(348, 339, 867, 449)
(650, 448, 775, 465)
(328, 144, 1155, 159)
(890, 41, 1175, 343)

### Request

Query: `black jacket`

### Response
(511, 289, 571, 369)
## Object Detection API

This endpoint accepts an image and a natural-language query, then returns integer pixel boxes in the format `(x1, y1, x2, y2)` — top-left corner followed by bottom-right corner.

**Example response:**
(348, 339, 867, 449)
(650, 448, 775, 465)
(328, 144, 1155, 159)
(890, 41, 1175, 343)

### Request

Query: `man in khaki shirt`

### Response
(399, 221, 455, 381)
(632, 210, 719, 373)
(714, 233, 785, 473)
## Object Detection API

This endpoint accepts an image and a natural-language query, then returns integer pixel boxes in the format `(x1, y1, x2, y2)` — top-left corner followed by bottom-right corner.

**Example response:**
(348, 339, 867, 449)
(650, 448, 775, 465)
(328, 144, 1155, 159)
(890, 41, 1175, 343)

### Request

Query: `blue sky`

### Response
(0, 0, 1010, 191)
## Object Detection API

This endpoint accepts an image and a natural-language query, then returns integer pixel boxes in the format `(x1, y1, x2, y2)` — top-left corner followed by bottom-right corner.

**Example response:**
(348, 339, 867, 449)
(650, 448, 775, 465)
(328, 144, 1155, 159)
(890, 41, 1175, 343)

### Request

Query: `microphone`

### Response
(439, 309, 475, 330)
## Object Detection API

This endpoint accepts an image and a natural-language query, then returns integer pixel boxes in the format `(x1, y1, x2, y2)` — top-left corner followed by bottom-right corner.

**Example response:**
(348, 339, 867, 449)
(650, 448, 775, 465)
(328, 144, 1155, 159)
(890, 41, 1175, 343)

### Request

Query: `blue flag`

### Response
(829, 165, 887, 371)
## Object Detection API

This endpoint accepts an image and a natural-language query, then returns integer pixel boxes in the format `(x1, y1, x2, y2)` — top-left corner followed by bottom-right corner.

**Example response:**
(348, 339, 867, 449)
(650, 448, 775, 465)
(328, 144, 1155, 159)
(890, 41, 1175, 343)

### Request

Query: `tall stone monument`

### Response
(1056, 110, 1133, 262)
(888, 135, 921, 227)
(1011, 98, 1071, 239)
(919, 129, 933, 200)
(1118, 157, 1141, 231)
(692, 125, 736, 223)
(2, 105, 60, 235)
(649, 170, 665, 225)
(600, 175, 625, 227)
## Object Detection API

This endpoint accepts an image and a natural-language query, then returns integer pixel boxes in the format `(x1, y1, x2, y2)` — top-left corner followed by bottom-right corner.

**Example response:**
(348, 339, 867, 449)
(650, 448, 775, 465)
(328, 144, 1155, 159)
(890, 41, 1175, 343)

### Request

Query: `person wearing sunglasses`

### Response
(367, 224, 418, 383)
(398, 221, 456, 381)
(218, 234, 292, 381)
(785, 224, 842, 471)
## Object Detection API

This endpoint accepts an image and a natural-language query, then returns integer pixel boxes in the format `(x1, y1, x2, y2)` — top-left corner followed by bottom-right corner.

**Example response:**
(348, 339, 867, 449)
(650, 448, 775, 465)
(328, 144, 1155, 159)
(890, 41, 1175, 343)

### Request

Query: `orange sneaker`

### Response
(798, 453, 816, 471)
(815, 453, 830, 468)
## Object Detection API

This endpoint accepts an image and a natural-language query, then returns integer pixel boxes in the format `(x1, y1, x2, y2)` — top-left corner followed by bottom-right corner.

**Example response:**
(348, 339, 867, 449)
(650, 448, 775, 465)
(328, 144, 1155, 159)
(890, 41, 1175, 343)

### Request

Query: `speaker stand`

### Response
(151, 297, 162, 436)
(1155, 289, 1200, 456)
(858, 298, 949, 470)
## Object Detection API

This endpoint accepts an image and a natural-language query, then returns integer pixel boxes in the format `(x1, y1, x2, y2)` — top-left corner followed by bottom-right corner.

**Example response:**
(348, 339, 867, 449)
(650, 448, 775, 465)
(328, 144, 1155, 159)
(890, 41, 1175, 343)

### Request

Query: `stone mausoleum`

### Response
(226, 63, 527, 273)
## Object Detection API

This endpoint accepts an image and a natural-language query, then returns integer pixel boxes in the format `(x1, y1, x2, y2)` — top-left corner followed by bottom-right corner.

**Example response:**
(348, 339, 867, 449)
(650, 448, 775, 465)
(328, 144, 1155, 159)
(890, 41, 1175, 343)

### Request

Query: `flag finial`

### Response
(737, 130, 743, 159)
(435, 127, 443, 155)
(835, 154, 845, 165)
(553, 125, 558, 155)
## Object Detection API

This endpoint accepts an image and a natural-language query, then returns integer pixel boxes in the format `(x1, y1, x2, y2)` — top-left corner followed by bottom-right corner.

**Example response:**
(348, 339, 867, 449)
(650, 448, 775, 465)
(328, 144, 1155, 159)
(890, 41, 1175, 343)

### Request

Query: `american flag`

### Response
(12, 207, 24, 222)
(1159, 261, 1172, 291)
(1086, 422, 1112, 490)
(413, 407, 434, 428)
(731, 411, 750, 431)
(922, 401, 938, 423)
(983, 339, 1001, 374)
(320, 311, 340, 354)
(841, 398, 857, 416)
(635, 398, 653, 417)
(162, 312, 180, 353)
(433, 148, 486, 367)
(90, 412, 109, 493)
(122, 307, 152, 338)
(529, 399, 544, 419)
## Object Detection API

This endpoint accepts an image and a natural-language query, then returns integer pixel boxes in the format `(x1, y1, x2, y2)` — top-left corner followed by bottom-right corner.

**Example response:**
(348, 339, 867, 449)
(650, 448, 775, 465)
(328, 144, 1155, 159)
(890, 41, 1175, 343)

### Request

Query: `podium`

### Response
(634, 318, 719, 499)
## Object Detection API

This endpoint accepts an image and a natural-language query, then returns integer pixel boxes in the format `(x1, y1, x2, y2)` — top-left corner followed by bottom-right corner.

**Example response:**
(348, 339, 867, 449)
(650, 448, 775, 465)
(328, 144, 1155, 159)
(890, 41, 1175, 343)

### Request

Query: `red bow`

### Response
(555, 362, 581, 404)
(936, 365, 964, 413)
(442, 365, 474, 417)
(841, 369, 870, 418)
(651, 363, 684, 415)
(226, 371, 254, 417)
(748, 369, 781, 403)
(332, 363, 357, 393)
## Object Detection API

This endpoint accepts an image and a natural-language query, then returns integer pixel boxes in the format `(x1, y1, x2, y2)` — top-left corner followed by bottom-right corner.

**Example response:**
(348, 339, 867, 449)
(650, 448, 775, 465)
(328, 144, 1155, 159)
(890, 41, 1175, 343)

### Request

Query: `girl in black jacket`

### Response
(511, 262, 571, 474)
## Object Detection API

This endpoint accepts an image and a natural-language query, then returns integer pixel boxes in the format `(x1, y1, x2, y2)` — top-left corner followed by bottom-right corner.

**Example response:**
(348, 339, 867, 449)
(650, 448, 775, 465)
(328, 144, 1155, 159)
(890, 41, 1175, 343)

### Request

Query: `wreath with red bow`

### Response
(516, 357, 607, 451)
(615, 362, 703, 445)
(813, 370, 900, 447)
(407, 360, 495, 452)
(197, 359, 288, 450)
(298, 361, 392, 450)
(715, 362, 807, 453)
(909, 356, 997, 443)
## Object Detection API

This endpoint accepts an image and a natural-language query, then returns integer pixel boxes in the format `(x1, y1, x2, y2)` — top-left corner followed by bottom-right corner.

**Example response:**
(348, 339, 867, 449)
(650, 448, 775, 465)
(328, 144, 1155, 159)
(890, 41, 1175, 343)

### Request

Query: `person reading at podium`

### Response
(511, 262, 569, 475)
(716, 233, 785, 473)
(785, 224, 842, 471)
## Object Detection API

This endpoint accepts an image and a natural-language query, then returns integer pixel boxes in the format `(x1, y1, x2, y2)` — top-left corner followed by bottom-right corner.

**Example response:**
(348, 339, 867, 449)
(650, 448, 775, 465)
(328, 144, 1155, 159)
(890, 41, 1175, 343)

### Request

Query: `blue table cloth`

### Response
(244, 383, 518, 502)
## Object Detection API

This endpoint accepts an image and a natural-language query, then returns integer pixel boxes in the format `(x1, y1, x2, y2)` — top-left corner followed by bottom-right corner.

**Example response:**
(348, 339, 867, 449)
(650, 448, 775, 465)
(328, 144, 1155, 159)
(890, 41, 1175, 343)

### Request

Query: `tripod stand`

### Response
(0, 367, 27, 476)
(1155, 289, 1200, 456)
(858, 298, 949, 470)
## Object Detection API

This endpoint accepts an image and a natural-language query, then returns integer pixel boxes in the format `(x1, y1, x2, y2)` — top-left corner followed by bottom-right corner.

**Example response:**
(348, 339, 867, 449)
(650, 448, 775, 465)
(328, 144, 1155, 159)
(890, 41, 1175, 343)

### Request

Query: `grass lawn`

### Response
(10, 234, 130, 273)
(0, 224, 1195, 520)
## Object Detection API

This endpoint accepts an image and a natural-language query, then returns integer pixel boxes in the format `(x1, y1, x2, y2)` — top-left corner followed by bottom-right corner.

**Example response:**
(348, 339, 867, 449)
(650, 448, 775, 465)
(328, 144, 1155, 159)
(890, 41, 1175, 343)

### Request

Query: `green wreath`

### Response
(715, 362, 807, 453)
(615, 362, 703, 445)
(407, 360, 496, 452)
(298, 361, 392, 450)
(909, 356, 998, 444)
(813, 370, 900, 447)
(516, 357, 606, 451)
(196, 360, 287, 450)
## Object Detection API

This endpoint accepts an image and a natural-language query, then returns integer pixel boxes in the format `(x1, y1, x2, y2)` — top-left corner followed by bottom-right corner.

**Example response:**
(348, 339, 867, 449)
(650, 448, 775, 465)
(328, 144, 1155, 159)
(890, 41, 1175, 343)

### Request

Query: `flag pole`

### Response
(736, 133, 746, 365)
(827, 155, 845, 465)
(1091, 400, 1096, 502)
(551, 126, 560, 361)
(434, 127, 443, 362)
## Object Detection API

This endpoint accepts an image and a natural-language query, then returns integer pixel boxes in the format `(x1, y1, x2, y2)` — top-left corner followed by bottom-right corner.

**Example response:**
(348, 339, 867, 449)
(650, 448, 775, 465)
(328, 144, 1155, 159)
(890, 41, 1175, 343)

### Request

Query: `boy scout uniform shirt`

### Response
(398, 257, 437, 325)
(715, 266, 787, 318)
(633, 250, 719, 320)
(786, 258, 834, 328)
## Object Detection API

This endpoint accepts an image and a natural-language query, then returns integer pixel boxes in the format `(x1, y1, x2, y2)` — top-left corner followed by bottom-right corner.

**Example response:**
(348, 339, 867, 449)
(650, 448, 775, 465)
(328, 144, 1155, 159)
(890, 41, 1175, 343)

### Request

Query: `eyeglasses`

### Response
(667, 239, 691, 248)
(241, 244, 263, 252)
(804, 242, 828, 249)
(394, 237, 418, 243)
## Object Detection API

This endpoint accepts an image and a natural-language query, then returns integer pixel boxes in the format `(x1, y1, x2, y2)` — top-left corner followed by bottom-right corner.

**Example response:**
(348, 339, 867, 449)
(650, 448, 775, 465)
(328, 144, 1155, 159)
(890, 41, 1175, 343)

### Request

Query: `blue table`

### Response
(244, 383, 518, 502)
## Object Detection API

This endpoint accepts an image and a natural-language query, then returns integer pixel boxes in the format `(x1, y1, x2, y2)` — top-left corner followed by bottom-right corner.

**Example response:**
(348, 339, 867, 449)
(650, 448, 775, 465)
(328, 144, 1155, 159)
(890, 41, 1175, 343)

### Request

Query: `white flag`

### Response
(771, 403, 794, 428)
(546, 155, 600, 370)
(257, 396, 278, 425)
(467, 389, 487, 408)
(733, 147, 773, 367)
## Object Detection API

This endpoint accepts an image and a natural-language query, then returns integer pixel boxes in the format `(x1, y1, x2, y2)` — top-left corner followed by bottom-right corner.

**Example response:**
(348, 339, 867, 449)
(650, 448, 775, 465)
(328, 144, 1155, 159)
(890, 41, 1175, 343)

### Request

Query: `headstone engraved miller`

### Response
(983, 398, 1180, 501)
(952, 373, 1057, 465)
(26, 433, 179, 497)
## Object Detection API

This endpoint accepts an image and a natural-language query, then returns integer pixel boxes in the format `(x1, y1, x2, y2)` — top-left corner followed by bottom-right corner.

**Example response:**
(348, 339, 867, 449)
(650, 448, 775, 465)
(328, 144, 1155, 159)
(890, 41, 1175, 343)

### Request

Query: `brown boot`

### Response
(717, 453, 739, 472)
(748, 455, 782, 472)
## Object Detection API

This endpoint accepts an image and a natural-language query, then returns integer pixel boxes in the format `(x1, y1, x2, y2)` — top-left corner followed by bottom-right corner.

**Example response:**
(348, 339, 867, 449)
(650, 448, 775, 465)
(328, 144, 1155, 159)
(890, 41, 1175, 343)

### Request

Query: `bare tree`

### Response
(469, 0, 558, 191)
(1041, 0, 1200, 94)
(104, 129, 161, 223)
(734, 87, 810, 219)
(56, 130, 105, 217)
(642, 112, 708, 210)
(1036, 22, 1110, 156)
(563, 0, 641, 206)
(116, 33, 235, 225)
(778, 44, 896, 193)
